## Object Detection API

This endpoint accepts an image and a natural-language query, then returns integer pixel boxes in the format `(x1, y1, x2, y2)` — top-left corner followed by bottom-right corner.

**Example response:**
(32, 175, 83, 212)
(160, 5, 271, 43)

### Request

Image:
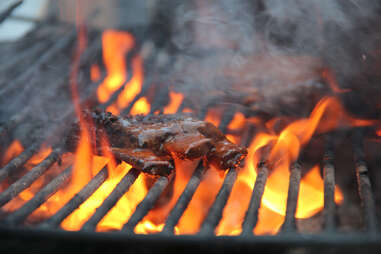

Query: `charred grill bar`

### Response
(352, 130, 378, 233)
(323, 135, 337, 232)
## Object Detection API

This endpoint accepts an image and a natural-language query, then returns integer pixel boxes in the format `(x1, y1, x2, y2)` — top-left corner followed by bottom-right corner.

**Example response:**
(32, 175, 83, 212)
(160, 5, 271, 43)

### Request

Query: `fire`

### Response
(130, 97, 151, 115)
(226, 112, 246, 144)
(177, 166, 225, 234)
(321, 68, 350, 93)
(135, 159, 199, 234)
(1, 140, 24, 166)
(135, 221, 165, 234)
(163, 91, 184, 114)
(96, 30, 135, 104)
(4, 145, 52, 211)
(107, 56, 144, 115)
(216, 96, 367, 235)
(296, 165, 343, 218)
(2, 17, 370, 236)
(205, 108, 222, 127)
(95, 29, 145, 115)
(90, 64, 101, 82)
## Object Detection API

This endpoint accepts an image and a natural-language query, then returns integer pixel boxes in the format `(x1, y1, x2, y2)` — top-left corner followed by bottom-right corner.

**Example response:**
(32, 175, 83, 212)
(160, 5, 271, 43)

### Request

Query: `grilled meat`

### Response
(66, 110, 247, 176)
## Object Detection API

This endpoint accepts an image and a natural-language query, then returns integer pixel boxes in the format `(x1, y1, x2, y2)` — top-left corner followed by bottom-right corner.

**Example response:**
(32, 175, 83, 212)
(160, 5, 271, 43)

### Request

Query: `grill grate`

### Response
(0, 1, 381, 252)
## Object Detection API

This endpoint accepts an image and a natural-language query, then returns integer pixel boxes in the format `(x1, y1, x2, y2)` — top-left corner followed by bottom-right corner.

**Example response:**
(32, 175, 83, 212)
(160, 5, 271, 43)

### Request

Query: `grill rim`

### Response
(1, 225, 381, 247)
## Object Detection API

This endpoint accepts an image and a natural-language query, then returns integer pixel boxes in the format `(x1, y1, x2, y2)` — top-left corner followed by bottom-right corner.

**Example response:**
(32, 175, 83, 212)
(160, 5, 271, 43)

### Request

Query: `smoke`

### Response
(162, 0, 381, 116)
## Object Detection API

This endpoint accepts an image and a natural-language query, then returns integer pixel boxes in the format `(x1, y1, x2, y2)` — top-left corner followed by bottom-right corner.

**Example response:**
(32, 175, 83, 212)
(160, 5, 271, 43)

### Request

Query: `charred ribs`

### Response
(66, 110, 247, 176)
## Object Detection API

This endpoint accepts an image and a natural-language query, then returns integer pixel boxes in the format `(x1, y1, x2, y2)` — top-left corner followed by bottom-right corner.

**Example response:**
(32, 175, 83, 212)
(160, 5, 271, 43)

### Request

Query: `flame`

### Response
(216, 97, 365, 235)
(95, 29, 145, 116)
(24, 145, 52, 170)
(296, 165, 343, 218)
(4, 145, 52, 211)
(130, 97, 151, 116)
(62, 161, 144, 231)
(226, 112, 246, 144)
(135, 222, 165, 234)
(321, 68, 350, 93)
(163, 91, 184, 114)
(135, 159, 198, 234)
(182, 108, 193, 113)
(177, 166, 225, 234)
(1, 140, 23, 166)
(205, 108, 222, 127)
(1, 14, 368, 235)
(90, 64, 101, 82)
(96, 165, 148, 232)
(110, 56, 144, 115)
(96, 30, 135, 104)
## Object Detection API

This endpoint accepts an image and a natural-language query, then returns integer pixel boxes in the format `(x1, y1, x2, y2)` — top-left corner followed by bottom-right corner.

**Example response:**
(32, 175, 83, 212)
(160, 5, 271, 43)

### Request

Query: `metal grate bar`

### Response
(352, 130, 378, 233)
(149, 85, 169, 114)
(0, 42, 48, 73)
(218, 108, 236, 133)
(0, 143, 40, 183)
(40, 166, 108, 228)
(0, 0, 23, 24)
(0, 148, 61, 207)
(5, 166, 72, 225)
(241, 162, 269, 235)
(322, 135, 337, 232)
(199, 168, 237, 235)
(77, 34, 102, 68)
(122, 176, 170, 233)
(0, 107, 30, 142)
(0, 29, 76, 99)
(162, 161, 205, 234)
(280, 162, 302, 233)
(81, 168, 140, 231)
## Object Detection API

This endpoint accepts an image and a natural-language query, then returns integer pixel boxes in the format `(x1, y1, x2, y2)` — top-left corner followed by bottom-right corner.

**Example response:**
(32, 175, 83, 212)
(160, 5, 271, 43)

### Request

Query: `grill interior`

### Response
(1, 1, 381, 253)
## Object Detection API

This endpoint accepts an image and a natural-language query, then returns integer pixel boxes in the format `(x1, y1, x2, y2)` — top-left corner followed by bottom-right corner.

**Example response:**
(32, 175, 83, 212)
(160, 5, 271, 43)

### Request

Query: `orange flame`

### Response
(4, 145, 52, 211)
(217, 96, 364, 235)
(177, 166, 225, 234)
(1, 140, 23, 166)
(163, 91, 184, 114)
(296, 165, 343, 218)
(1, 16, 368, 236)
(110, 56, 144, 115)
(130, 97, 151, 116)
(204, 108, 222, 127)
(321, 68, 350, 93)
(90, 64, 101, 82)
(97, 30, 135, 104)
(135, 159, 199, 234)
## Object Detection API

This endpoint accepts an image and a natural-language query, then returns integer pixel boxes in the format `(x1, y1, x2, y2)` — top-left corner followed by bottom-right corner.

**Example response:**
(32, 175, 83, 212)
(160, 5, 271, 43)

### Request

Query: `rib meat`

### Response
(66, 110, 247, 176)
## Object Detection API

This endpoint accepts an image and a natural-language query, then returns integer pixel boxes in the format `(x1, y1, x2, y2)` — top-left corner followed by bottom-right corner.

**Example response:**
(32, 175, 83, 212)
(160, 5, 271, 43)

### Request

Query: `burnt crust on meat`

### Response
(65, 110, 247, 176)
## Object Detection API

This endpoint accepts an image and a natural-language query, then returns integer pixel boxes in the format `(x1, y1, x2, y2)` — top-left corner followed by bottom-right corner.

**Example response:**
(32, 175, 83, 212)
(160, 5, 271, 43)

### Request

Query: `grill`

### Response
(1, 1, 381, 253)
